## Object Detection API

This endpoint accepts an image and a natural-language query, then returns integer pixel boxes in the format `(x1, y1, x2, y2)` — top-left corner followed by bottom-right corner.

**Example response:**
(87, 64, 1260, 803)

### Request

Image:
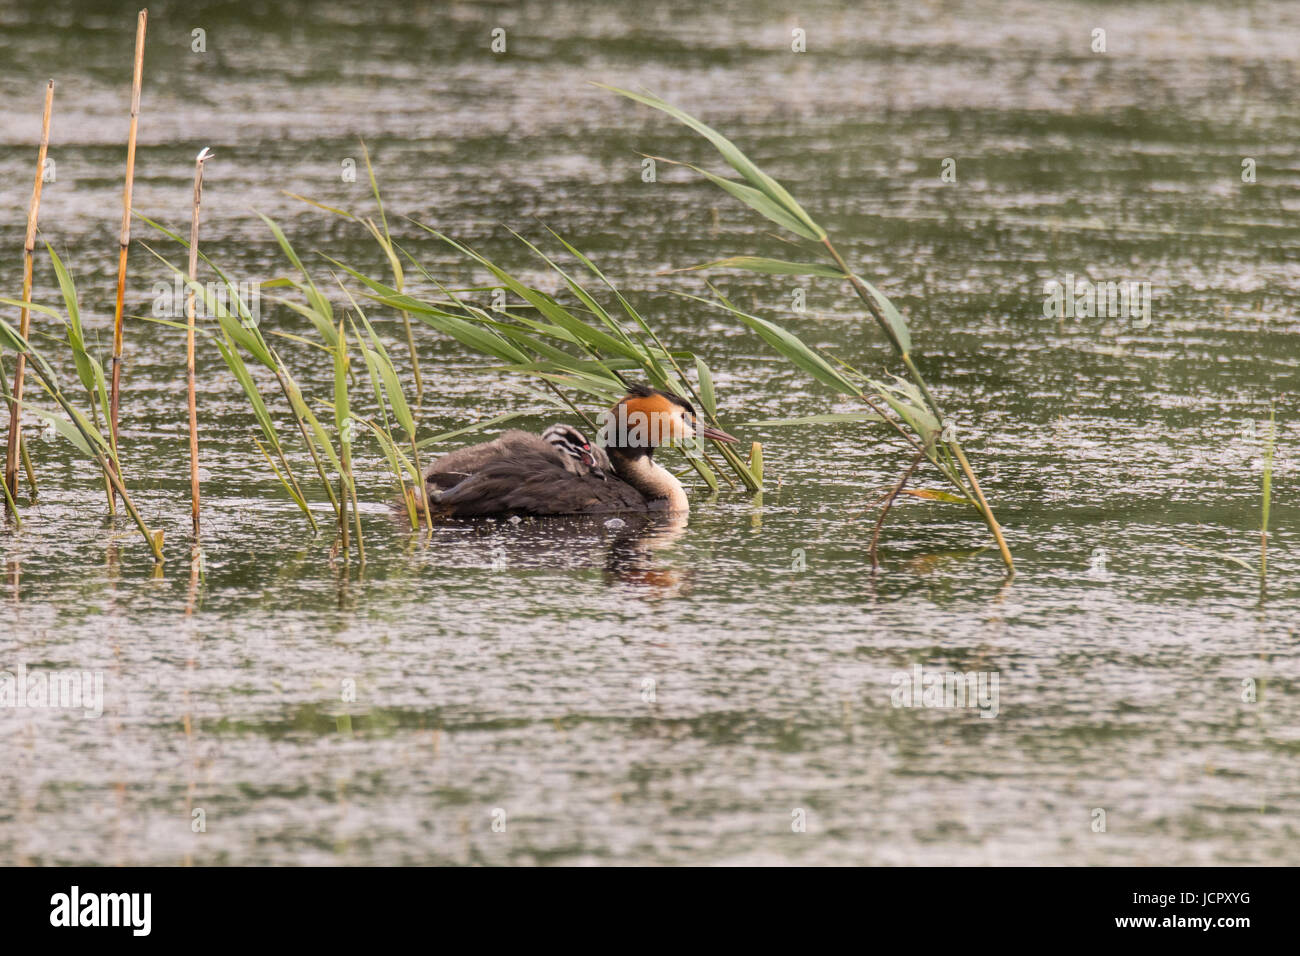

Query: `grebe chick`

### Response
(541, 423, 612, 479)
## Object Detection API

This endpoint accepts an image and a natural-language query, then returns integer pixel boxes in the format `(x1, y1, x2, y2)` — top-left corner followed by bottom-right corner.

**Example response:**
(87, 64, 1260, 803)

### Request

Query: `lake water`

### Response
(1, 0, 1297, 865)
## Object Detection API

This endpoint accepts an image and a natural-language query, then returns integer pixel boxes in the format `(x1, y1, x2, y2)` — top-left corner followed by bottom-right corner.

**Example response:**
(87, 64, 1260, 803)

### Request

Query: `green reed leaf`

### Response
(854, 277, 913, 356)
(694, 356, 717, 417)
(672, 256, 846, 278)
(676, 291, 859, 397)
(600, 85, 824, 240)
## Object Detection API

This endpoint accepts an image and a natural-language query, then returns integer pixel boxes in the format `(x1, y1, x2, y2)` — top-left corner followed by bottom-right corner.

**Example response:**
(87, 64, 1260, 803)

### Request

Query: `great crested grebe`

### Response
(423, 385, 736, 518)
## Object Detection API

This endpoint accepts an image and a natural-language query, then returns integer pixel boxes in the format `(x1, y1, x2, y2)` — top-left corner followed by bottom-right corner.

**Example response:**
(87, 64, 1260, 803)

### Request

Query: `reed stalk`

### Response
(20, 430, 36, 497)
(4, 79, 53, 508)
(137, 218, 322, 532)
(359, 140, 423, 405)
(340, 288, 432, 535)
(275, 362, 342, 518)
(349, 476, 363, 560)
(86, 381, 115, 511)
(0, 316, 163, 562)
(337, 473, 349, 556)
(823, 241, 1014, 573)
(334, 319, 363, 562)
(107, 8, 148, 511)
(869, 451, 923, 572)
(355, 335, 416, 529)
(0, 359, 23, 527)
(185, 149, 211, 538)
(253, 436, 316, 531)
(604, 85, 1013, 575)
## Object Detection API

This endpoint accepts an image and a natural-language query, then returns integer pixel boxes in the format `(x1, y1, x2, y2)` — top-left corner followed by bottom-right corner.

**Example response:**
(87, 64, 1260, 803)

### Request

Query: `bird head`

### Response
(599, 385, 737, 452)
(542, 423, 612, 477)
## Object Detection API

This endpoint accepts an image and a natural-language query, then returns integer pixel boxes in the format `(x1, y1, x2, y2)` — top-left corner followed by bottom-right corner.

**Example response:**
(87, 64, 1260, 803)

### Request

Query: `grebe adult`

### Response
(424, 385, 735, 518)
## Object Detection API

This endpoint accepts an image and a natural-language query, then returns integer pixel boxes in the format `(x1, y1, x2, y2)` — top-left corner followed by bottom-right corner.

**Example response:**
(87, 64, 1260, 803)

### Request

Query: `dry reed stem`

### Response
(107, 9, 148, 510)
(186, 148, 212, 538)
(4, 79, 54, 507)
(869, 451, 923, 572)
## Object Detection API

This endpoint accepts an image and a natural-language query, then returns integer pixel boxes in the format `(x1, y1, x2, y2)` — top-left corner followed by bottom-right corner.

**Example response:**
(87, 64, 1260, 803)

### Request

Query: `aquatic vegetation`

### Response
(4, 80, 1018, 570)
(184, 148, 213, 540)
(138, 216, 321, 536)
(333, 318, 364, 561)
(602, 86, 1014, 574)
(106, 9, 148, 508)
(330, 219, 762, 494)
(167, 207, 758, 534)
(2, 79, 53, 512)
(0, 360, 23, 524)
(141, 215, 455, 561)
(0, 15, 1013, 571)
(7, 13, 149, 529)
(0, 274, 163, 562)
(125, 141, 768, 563)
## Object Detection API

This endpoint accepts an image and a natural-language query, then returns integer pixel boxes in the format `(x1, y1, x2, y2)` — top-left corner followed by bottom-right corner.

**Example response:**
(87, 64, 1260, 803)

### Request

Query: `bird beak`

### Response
(697, 424, 738, 443)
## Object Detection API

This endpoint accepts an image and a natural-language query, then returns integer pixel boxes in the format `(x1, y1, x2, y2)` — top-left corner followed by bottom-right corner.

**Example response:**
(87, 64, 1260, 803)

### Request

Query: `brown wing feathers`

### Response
(424, 428, 650, 518)
(430, 446, 645, 517)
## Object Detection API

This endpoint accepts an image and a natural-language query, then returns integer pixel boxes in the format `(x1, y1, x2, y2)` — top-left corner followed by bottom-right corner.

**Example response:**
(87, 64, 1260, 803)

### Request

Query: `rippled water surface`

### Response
(1, 0, 1298, 865)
